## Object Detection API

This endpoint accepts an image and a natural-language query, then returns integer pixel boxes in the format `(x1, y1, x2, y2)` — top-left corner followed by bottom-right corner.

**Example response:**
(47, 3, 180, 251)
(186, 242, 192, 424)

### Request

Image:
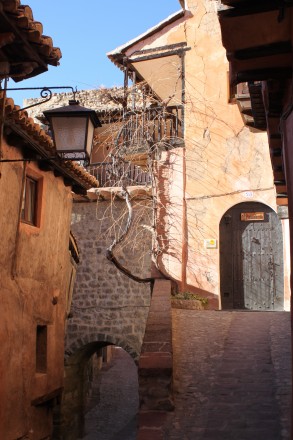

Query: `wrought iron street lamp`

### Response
(0, 86, 101, 165)
(43, 98, 101, 163)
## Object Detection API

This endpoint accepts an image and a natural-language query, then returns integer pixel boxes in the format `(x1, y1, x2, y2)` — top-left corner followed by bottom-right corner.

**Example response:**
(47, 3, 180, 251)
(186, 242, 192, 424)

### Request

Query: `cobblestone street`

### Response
(79, 310, 291, 440)
(81, 347, 138, 440)
(167, 310, 291, 440)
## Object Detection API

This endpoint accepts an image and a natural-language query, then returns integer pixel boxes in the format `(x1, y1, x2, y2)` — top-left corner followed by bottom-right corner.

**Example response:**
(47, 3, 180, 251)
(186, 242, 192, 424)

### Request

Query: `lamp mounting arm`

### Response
(1, 86, 77, 112)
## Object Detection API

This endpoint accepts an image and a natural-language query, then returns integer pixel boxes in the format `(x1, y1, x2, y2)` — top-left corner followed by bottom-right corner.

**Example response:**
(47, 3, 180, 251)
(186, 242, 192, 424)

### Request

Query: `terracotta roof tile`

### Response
(0, 0, 62, 80)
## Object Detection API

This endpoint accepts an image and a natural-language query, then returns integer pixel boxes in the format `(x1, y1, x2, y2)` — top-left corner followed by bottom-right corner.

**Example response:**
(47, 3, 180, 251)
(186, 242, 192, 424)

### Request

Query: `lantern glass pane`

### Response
(86, 119, 95, 158)
(52, 117, 87, 152)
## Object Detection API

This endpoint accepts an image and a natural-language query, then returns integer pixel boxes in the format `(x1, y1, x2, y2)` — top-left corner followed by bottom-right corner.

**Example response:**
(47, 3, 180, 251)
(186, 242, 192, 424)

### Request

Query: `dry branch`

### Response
(106, 189, 154, 283)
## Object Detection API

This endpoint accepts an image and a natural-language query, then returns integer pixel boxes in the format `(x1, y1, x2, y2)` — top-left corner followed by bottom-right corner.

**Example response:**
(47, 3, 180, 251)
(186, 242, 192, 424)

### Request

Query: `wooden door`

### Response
(220, 202, 284, 310)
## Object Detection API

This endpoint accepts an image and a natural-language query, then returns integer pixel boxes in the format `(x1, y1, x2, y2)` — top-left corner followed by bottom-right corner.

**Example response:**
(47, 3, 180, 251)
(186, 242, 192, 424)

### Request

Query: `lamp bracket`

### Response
(1, 86, 77, 112)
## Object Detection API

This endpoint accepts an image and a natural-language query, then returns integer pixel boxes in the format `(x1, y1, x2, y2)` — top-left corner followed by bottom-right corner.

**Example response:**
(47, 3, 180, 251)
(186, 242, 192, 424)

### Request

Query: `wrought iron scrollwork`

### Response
(1, 85, 77, 112)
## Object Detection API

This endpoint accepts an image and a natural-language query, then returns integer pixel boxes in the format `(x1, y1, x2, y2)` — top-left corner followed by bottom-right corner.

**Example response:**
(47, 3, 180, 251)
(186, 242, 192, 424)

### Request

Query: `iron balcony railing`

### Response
(87, 105, 183, 187)
(116, 105, 184, 156)
(87, 161, 152, 187)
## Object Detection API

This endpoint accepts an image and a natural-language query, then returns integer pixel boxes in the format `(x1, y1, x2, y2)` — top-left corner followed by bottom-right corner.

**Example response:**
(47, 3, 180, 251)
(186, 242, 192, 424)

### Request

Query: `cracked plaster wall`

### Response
(122, 0, 280, 303)
(182, 0, 277, 298)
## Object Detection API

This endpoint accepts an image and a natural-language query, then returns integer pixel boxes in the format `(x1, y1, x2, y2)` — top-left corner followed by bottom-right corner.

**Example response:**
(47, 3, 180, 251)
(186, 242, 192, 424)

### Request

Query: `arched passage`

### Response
(53, 337, 139, 440)
(83, 346, 138, 439)
(220, 202, 284, 310)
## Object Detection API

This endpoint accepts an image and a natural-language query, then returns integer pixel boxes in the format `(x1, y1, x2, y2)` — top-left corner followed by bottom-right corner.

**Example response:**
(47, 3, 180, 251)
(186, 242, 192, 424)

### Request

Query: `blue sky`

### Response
(9, 0, 181, 105)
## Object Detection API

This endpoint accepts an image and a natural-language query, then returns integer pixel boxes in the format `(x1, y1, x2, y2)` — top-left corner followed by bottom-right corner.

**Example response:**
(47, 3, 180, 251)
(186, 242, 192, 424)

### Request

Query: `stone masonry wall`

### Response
(66, 196, 153, 360)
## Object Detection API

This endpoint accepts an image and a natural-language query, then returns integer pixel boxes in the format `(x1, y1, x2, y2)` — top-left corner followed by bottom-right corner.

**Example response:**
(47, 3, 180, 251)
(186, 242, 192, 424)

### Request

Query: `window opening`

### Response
(21, 176, 38, 225)
(36, 325, 47, 373)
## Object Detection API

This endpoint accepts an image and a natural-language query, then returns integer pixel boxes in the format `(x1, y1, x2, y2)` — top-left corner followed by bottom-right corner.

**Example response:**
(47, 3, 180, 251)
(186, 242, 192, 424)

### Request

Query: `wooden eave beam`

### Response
(275, 184, 287, 193)
(131, 42, 187, 57)
(272, 159, 284, 170)
(276, 197, 288, 206)
(218, 2, 292, 18)
(219, 7, 291, 56)
(129, 47, 189, 63)
(274, 170, 286, 181)
(226, 56, 292, 80)
(235, 67, 292, 85)
(233, 41, 292, 61)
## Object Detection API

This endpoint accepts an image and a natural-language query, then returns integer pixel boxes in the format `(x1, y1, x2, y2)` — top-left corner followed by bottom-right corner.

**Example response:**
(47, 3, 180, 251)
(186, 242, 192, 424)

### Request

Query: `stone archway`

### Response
(53, 337, 139, 440)
(83, 346, 139, 439)
(220, 202, 284, 310)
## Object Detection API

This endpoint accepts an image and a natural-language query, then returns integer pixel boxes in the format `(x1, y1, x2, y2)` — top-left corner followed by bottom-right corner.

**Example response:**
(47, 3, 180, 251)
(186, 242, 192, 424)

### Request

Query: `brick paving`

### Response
(166, 310, 292, 440)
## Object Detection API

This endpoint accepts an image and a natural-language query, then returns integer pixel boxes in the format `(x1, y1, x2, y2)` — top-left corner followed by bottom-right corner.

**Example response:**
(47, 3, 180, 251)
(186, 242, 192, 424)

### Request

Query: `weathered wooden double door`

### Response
(220, 202, 284, 310)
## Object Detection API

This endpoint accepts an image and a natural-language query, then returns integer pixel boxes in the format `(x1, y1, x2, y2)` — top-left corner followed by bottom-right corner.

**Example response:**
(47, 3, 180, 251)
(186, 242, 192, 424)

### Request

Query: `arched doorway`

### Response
(220, 202, 284, 310)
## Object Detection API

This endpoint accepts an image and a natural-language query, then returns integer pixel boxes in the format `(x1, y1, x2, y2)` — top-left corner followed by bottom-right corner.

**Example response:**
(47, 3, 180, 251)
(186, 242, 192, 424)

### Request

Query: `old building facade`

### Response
(21, 0, 292, 437)
(217, 0, 293, 428)
(107, 0, 290, 311)
(0, 2, 98, 438)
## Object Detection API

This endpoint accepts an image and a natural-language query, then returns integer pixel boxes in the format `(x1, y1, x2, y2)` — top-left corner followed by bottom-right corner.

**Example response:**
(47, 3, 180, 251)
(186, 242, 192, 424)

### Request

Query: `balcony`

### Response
(88, 104, 183, 187)
(87, 161, 152, 187)
(115, 105, 184, 160)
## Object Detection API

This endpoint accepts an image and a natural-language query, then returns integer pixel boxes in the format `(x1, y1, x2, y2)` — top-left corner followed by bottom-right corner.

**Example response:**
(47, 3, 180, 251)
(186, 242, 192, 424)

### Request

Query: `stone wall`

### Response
(54, 193, 153, 439)
(66, 195, 153, 360)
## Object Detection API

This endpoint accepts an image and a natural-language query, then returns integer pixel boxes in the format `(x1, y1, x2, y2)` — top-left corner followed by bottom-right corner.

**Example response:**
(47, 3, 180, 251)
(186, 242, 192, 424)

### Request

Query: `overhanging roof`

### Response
(219, 5, 292, 85)
(107, 9, 187, 107)
(219, 2, 291, 205)
(0, 0, 62, 82)
(107, 9, 185, 69)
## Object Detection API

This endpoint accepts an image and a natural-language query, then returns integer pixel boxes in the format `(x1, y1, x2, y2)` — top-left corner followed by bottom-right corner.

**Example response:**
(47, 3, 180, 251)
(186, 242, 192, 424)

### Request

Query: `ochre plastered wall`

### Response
(123, 0, 288, 306)
(0, 139, 74, 439)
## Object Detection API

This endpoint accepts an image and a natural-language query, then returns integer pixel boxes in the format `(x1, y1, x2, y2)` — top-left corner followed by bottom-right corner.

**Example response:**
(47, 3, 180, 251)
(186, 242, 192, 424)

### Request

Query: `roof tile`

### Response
(0, 0, 62, 79)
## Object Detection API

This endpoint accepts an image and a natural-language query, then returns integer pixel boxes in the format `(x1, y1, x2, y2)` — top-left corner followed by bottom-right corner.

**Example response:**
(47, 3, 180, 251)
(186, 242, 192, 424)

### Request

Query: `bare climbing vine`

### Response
(90, 81, 184, 284)
(25, 77, 272, 291)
